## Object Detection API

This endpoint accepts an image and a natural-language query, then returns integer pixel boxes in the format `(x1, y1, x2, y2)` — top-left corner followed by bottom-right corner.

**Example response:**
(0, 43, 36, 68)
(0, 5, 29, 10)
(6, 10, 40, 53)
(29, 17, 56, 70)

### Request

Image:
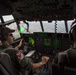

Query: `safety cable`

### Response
(55, 20, 57, 33)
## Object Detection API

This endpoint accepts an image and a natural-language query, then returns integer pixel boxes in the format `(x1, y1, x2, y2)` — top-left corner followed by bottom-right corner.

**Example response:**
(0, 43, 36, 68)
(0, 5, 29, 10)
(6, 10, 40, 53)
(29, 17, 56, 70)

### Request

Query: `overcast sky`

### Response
(2, 15, 74, 33)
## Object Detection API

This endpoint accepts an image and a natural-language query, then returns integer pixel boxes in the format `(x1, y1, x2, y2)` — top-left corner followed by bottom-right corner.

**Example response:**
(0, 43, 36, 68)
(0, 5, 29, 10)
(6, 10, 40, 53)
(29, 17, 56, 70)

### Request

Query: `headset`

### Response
(0, 27, 7, 41)
(1, 35, 7, 41)
(69, 22, 76, 41)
